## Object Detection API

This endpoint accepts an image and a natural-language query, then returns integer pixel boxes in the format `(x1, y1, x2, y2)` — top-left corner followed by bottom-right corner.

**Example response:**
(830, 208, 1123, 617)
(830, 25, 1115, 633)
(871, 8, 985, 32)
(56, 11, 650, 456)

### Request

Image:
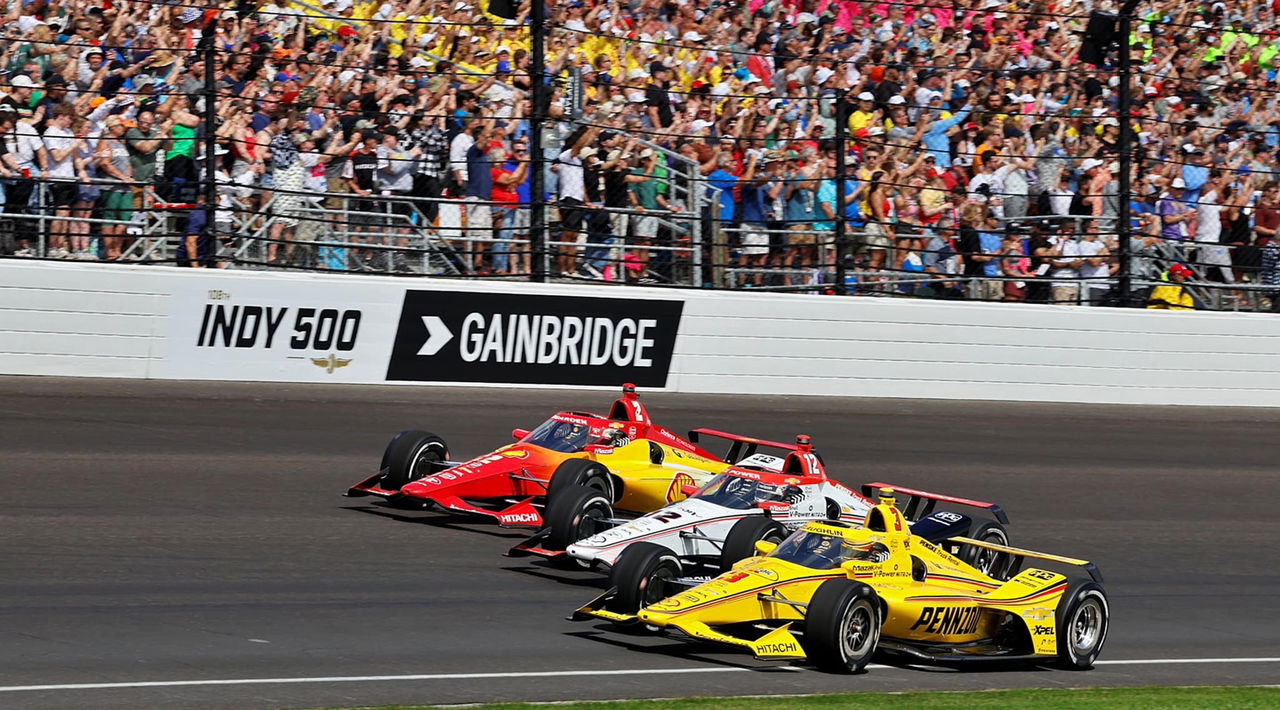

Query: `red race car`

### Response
(346, 385, 790, 529)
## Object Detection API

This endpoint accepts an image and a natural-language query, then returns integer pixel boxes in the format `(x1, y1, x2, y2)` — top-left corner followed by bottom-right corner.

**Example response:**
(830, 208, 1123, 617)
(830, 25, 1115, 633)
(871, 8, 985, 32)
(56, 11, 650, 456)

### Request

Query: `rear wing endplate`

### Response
(862, 481, 1009, 525)
(950, 536, 1103, 583)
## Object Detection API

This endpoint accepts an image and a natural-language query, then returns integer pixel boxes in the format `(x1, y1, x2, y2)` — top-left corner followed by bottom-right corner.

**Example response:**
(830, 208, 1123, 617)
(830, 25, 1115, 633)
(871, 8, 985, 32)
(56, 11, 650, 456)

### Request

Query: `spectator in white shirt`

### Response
(1048, 225, 1084, 305)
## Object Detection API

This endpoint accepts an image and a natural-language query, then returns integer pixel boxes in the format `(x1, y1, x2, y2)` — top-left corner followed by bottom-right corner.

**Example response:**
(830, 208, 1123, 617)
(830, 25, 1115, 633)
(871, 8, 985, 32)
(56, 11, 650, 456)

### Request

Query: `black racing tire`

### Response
(1054, 580, 1109, 670)
(825, 497, 842, 521)
(801, 579, 882, 673)
(544, 484, 615, 552)
(381, 430, 449, 491)
(958, 520, 1013, 580)
(546, 458, 615, 505)
(608, 541, 682, 615)
(719, 516, 787, 572)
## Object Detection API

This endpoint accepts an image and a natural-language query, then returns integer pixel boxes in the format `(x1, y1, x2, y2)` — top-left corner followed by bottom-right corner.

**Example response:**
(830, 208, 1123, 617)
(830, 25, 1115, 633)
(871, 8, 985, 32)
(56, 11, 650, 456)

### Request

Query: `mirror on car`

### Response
(754, 540, 778, 556)
(755, 500, 789, 513)
(680, 483, 699, 497)
(512, 428, 530, 440)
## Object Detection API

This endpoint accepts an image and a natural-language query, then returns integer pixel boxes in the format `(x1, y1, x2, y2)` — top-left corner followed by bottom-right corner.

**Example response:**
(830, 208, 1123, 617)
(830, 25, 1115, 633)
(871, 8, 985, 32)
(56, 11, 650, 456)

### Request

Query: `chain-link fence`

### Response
(2, 1, 1278, 312)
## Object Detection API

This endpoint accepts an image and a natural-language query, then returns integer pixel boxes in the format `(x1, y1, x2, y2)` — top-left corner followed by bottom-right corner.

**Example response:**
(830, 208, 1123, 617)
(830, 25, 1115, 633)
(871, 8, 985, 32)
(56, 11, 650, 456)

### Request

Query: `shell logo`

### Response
(501, 450, 530, 459)
(666, 472, 696, 502)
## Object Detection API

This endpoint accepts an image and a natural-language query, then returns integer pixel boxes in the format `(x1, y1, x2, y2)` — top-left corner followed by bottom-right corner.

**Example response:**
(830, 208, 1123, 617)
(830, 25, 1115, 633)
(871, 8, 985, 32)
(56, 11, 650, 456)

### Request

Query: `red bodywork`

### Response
(346, 385, 724, 527)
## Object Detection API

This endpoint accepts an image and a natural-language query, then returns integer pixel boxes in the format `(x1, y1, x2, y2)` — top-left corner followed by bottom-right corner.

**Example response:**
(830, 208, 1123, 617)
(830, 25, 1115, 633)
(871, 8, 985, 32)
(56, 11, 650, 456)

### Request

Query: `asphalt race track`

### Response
(2, 377, 1278, 710)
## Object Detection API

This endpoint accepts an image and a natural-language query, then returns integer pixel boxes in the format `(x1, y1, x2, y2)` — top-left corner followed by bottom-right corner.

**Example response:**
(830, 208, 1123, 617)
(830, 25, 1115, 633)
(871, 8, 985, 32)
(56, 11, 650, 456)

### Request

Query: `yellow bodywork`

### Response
(587, 439, 733, 513)
(580, 501, 1087, 661)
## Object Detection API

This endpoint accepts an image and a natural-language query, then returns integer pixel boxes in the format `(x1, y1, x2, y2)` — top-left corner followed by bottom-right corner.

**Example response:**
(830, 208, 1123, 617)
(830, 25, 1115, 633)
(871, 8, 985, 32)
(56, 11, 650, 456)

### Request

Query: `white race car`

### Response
(536, 436, 1013, 613)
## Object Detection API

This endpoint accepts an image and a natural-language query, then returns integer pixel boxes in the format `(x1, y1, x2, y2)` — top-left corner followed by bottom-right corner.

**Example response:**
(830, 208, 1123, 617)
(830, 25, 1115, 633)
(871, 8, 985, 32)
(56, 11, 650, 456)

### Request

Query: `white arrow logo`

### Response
(417, 316, 454, 356)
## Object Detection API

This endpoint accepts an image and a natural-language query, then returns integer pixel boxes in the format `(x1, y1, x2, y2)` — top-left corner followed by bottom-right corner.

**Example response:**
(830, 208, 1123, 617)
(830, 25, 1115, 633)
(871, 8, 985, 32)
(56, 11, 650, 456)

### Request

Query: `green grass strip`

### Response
(344, 685, 1280, 710)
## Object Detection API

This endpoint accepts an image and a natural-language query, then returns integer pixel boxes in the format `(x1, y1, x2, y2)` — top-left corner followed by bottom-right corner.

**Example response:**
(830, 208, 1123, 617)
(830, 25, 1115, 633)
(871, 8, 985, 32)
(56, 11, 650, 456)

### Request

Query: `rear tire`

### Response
(544, 484, 614, 552)
(1054, 580, 1109, 670)
(958, 520, 1012, 580)
(802, 579, 881, 673)
(546, 459, 614, 505)
(719, 516, 787, 571)
(608, 541, 682, 614)
(381, 430, 449, 491)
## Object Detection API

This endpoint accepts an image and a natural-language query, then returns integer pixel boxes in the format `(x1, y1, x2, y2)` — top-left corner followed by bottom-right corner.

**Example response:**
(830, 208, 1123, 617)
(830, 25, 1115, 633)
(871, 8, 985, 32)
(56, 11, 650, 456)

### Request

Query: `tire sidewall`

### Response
(803, 579, 881, 673)
(545, 485, 614, 550)
(960, 519, 1011, 580)
(719, 516, 787, 572)
(610, 542, 682, 613)
(546, 459, 614, 505)
(1056, 581, 1109, 670)
(383, 430, 449, 490)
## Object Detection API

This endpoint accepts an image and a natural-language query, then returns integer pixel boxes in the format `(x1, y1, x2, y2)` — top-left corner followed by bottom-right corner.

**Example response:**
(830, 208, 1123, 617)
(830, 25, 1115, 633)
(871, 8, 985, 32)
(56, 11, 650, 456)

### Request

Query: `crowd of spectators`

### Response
(2, 0, 1280, 306)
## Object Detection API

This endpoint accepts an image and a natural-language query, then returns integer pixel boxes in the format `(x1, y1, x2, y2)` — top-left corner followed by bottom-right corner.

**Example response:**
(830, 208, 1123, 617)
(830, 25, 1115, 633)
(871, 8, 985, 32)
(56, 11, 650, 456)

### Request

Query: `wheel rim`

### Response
(642, 564, 676, 605)
(974, 531, 1008, 577)
(840, 602, 875, 660)
(410, 442, 445, 480)
(1070, 597, 1105, 658)
(574, 502, 610, 540)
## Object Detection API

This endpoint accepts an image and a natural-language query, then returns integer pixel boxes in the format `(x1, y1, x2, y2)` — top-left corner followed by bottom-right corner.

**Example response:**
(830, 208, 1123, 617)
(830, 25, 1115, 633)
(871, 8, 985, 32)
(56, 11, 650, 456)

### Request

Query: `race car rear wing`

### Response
(861, 482, 1009, 525)
(688, 428, 799, 464)
(949, 536, 1103, 583)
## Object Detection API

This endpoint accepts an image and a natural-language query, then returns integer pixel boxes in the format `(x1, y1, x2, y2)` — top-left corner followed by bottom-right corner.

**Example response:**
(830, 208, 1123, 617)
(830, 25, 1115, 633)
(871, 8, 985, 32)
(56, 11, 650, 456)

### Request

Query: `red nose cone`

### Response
(399, 480, 434, 498)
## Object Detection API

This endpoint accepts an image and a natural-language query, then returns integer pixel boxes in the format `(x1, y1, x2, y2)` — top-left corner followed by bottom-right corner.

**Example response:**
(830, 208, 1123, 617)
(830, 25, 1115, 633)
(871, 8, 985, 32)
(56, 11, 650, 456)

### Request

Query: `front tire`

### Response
(608, 541, 682, 614)
(719, 516, 787, 571)
(802, 579, 881, 673)
(544, 484, 615, 552)
(1054, 580, 1109, 670)
(381, 430, 449, 491)
(959, 520, 1012, 580)
(546, 459, 614, 505)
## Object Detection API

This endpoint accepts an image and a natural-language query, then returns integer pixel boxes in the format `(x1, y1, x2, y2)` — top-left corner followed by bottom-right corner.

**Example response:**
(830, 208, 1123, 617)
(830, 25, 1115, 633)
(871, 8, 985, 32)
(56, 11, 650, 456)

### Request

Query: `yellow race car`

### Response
(574, 488, 1108, 673)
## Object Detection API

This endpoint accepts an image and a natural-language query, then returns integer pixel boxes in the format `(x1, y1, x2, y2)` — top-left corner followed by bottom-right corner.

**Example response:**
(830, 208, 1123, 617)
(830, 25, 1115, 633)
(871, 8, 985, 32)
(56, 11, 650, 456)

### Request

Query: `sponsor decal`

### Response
(757, 641, 799, 655)
(386, 291, 684, 386)
(909, 606, 982, 635)
(1033, 624, 1054, 636)
(1025, 569, 1058, 582)
(500, 450, 530, 459)
(1022, 607, 1054, 621)
(931, 511, 964, 523)
(724, 572, 749, 583)
(666, 472, 696, 503)
(916, 539, 966, 566)
(310, 354, 352, 373)
(499, 512, 541, 525)
(198, 304, 362, 351)
(749, 567, 779, 580)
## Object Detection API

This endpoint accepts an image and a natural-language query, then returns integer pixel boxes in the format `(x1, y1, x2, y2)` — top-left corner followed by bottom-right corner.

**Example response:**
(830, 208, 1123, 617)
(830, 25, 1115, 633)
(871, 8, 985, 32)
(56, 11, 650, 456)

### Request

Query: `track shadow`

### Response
(499, 564, 612, 588)
(340, 504, 529, 538)
(872, 654, 1052, 674)
(564, 628, 801, 673)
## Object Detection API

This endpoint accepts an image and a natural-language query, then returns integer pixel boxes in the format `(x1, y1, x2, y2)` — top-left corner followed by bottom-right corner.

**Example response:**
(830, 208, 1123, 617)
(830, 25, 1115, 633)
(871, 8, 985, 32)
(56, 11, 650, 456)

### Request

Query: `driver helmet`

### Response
(603, 426, 630, 447)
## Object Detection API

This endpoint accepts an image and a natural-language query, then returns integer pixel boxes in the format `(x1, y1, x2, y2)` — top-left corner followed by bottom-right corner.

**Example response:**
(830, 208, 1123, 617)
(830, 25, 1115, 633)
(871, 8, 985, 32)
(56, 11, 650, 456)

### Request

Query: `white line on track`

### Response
(1, 657, 1277, 693)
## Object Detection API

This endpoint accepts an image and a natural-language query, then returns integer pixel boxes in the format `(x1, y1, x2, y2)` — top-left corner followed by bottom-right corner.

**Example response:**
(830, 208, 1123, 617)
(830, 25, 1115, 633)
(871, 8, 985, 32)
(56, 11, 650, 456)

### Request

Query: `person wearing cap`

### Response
(645, 64, 674, 129)
(1146, 263, 1196, 310)
(94, 115, 135, 260)
(1044, 219, 1085, 305)
(1, 75, 37, 119)
(1180, 145, 1210, 204)
(627, 148, 669, 283)
(848, 92, 877, 134)
(1158, 176, 1195, 248)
